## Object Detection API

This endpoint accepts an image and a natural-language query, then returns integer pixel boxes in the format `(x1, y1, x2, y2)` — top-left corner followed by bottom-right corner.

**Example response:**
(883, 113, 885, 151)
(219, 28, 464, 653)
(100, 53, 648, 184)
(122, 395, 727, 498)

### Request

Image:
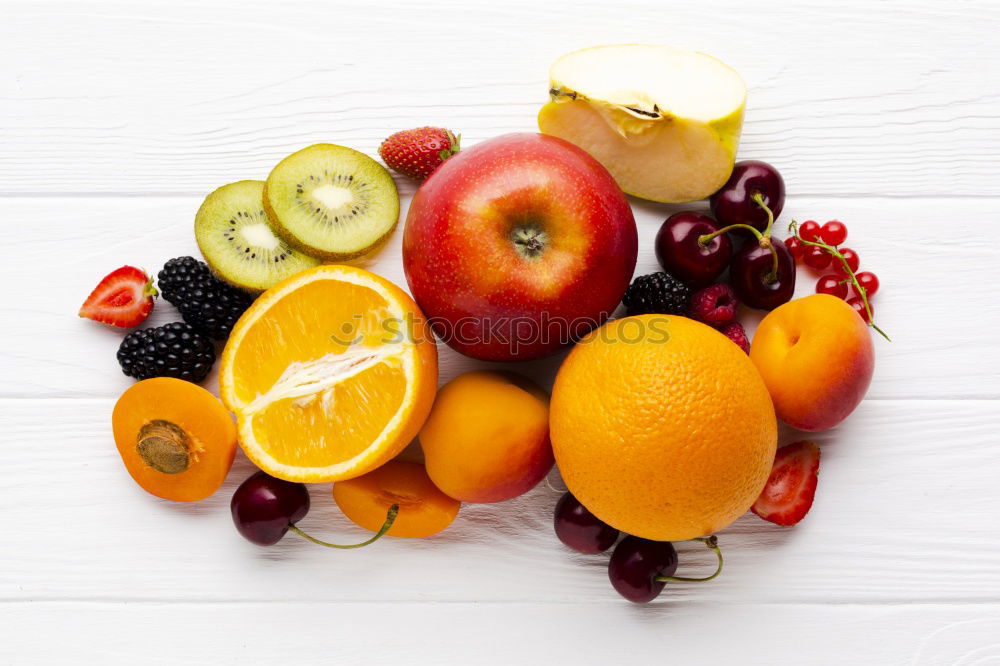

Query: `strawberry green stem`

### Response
(655, 536, 724, 584)
(140, 268, 159, 298)
(789, 221, 891, 342)
(288, 504, 399, 549)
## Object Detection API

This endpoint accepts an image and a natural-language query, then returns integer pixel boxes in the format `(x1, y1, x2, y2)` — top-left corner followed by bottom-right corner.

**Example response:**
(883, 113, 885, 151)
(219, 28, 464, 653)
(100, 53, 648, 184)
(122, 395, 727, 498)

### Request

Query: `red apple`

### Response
(402, 133, 637, 361)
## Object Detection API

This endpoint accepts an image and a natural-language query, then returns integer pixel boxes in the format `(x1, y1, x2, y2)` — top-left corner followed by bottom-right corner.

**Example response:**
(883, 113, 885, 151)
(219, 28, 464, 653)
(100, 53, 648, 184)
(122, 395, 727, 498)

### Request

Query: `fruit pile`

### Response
(80, 43, 887, 604)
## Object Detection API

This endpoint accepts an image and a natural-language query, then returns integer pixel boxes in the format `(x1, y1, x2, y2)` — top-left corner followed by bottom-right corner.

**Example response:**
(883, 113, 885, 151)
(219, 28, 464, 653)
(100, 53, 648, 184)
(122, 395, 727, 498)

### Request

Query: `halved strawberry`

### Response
(751, 441, 820, 526)
(78, 266, 157, 328)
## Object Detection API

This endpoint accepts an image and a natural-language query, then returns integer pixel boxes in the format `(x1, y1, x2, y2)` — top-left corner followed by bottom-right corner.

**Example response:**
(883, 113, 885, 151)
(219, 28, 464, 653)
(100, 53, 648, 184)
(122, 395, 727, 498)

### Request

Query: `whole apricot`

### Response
(750, 294, 874, 431)
(419, 370, 553, 503)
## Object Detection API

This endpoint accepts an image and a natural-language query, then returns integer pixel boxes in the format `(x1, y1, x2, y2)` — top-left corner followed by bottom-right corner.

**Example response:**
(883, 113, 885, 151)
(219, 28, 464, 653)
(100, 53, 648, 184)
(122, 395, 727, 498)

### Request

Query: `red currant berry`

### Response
(820, 220, 848, 245)
(785, 237, 805, 263)
(804, 246, 832, 270)
(847, 296, 872, 323)
(854, 271, 879, 297)
(816, 275, 848, 299)
(799, 220, 822, 242)
(833, 248, 860, 276)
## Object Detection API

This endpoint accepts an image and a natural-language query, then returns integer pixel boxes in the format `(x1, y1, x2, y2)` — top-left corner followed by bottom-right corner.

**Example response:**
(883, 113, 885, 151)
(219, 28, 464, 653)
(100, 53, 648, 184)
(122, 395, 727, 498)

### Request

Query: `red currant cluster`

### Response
(786, 220, 885, 336)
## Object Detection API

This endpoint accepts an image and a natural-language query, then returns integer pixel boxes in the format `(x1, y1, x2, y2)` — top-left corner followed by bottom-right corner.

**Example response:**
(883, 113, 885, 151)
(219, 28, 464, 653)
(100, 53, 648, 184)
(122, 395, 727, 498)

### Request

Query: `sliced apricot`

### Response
(112, 378, 237, 502)
(333, 461, 459, 538)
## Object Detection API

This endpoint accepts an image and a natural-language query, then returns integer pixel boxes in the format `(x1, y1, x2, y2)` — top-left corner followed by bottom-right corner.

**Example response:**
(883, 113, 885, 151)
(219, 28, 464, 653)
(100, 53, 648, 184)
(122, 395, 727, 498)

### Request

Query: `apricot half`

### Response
(332, 461, 459, 538)
(112, 378, 237, 501)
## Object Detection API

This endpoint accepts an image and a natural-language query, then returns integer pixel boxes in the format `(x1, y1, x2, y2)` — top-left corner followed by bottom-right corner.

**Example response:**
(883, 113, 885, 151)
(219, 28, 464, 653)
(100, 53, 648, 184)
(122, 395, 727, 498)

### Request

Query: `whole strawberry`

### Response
(378, 127, 460, 181)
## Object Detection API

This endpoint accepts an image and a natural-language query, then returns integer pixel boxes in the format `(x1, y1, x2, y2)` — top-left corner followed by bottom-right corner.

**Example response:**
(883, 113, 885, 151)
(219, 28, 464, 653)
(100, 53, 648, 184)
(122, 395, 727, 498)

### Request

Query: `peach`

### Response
(750, 294, 874, 431)
(419, 370, 553, 503)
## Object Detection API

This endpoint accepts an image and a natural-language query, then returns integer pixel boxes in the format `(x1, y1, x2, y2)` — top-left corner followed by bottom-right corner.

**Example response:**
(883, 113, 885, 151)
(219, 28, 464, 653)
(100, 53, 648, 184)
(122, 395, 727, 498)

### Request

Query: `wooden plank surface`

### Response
(0, 0, 998, 197)
(3, 195, 998, 399)
(3, 399, 998, 604)
(4, 602, 1000, 665)
(1, 0, 998, 662)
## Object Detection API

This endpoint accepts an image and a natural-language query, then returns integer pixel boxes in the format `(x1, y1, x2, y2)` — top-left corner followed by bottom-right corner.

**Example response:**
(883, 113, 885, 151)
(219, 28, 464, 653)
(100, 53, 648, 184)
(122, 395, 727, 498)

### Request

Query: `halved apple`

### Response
(538, 44, 746, 203)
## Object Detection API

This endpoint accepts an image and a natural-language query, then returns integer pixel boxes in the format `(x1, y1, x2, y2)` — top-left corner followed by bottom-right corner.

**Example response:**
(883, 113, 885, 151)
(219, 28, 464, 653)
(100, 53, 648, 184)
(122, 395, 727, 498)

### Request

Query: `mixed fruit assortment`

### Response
(79, 44, 888, 603)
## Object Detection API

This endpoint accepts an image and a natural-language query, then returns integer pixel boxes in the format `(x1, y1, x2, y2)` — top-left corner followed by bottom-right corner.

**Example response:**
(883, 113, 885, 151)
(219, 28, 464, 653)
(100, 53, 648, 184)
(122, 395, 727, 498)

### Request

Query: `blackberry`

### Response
(622, 271, 692, 316)
(117, 322, 215, 383)
(158, 256, 253, 339)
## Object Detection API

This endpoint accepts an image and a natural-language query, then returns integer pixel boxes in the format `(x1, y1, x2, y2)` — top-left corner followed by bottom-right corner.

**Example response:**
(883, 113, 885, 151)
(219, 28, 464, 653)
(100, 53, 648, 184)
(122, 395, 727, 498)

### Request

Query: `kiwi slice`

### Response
(195, 180, 320, 292)
(264, 144, 400, 260)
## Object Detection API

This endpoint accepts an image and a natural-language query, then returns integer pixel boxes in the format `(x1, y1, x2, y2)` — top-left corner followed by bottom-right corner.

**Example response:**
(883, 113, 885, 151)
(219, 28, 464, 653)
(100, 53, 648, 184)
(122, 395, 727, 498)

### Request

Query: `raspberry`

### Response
(719, 321, 750, 354)
(689, 283, 739, 326)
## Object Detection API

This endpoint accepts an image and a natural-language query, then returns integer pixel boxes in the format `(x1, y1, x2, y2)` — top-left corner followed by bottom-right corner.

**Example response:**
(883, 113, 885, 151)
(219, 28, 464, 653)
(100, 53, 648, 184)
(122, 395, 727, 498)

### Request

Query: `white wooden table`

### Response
(2, 1, 999, 662)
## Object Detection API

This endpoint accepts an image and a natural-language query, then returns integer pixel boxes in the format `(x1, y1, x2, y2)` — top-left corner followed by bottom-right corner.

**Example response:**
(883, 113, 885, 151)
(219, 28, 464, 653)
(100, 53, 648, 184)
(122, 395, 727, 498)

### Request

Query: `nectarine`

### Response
(750, 294, 874, 431)
(419, 371, 553, 503)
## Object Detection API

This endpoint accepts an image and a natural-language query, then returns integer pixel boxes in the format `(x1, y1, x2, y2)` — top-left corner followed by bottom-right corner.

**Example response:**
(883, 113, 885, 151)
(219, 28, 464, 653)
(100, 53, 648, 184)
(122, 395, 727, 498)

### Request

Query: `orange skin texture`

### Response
(419, 371, 553, 503)
(402, 132, 638, 361)
(112, 378, 237, 502)
(750, 294, 875, 432)
(333, 461, 460, 538)
(550, 315, 777, 541)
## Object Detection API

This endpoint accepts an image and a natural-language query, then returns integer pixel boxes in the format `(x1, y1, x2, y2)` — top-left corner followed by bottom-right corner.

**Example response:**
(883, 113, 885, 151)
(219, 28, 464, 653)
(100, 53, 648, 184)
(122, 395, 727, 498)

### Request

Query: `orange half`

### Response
(220, 265, 438, 482)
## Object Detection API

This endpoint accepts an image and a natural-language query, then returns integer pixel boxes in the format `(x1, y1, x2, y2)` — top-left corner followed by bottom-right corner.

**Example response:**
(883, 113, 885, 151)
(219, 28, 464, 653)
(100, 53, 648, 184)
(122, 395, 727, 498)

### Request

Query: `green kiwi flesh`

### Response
(195, 180, 320, 292)
(264, 144, 400, 260)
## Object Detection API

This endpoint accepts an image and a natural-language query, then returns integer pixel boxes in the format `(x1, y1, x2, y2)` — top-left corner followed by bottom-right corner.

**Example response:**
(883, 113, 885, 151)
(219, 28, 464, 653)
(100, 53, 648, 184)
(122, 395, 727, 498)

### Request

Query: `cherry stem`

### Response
(287, 504, 399, 549)
(751, 192, 776, 239)
(698, 193, 780, 282)
(655, 535, 724, 584)
(788, 220, 891, 342)
(750, 192, 780, 282)
(698, 223, 762, 246)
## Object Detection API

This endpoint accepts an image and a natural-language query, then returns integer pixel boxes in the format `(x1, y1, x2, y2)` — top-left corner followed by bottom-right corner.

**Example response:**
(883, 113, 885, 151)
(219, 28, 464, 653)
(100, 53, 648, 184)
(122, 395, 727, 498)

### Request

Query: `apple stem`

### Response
(287, 504, 399, 549)
(511, 225, 549, 259)
(789, 221, 891, 341)
(655, 535, 724, 584)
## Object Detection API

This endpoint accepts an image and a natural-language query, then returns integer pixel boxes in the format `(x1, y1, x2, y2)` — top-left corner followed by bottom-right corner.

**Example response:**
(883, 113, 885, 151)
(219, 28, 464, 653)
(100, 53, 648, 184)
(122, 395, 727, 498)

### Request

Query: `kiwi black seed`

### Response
(264, 144, 400, 261)
(194, 180, 320, 292)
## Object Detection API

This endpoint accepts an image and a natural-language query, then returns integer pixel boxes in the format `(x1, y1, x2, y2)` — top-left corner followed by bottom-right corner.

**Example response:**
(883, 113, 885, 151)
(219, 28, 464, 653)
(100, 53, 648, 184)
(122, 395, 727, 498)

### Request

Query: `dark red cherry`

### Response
(554, 492, 619, 554)
(231, 471, 310, 546)
(654, 212, 733, 287)
(730, 238, 796, 310)
(608, 536, 679, 603)
(710, 161, 786, 231)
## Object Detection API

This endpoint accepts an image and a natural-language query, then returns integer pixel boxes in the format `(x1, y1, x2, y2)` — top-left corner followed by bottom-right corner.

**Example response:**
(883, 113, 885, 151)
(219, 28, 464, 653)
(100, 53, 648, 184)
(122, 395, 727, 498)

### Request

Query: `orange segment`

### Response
(220, 265, 438, 483)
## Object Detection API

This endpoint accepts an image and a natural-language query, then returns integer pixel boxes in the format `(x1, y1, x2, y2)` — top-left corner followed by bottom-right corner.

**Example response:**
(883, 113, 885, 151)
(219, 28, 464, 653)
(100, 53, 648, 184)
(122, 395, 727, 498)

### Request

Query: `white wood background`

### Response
(2, 1, 999, 663)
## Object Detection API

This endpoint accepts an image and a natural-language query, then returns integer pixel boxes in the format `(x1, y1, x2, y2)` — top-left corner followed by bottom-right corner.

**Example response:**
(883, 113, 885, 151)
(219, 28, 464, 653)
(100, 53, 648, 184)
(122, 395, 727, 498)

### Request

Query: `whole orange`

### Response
(550, 315, 777, 540)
